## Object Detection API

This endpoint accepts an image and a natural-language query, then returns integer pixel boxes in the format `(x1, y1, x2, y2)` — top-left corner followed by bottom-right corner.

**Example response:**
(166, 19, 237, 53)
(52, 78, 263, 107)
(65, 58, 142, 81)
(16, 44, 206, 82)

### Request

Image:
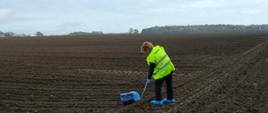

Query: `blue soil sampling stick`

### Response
(119, 82, 148, 105)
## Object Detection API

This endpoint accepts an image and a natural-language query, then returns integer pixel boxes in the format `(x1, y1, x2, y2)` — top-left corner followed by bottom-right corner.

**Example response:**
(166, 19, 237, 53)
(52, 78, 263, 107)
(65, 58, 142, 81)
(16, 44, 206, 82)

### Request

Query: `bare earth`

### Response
(0, 33, 267, 113)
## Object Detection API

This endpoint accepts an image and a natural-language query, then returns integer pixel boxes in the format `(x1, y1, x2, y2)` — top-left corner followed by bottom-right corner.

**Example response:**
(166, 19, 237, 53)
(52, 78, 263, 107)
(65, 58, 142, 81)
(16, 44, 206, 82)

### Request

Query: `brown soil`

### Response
(0, 33, 267, 113)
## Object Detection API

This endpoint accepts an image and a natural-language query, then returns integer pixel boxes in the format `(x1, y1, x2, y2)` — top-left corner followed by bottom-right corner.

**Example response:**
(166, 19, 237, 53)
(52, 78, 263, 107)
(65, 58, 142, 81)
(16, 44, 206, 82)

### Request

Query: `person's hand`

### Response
(146, 78, 152, 85)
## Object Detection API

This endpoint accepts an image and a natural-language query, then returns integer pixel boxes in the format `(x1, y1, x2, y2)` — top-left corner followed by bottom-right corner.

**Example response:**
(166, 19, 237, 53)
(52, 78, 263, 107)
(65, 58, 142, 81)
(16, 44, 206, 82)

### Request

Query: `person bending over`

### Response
(140, 41, 176, 105)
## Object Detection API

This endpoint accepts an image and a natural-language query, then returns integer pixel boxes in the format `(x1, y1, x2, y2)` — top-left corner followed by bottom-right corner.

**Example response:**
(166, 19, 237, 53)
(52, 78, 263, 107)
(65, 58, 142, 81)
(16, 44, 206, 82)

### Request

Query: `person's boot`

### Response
(150, 100, 163, 105)
(162, 98, 176, 103)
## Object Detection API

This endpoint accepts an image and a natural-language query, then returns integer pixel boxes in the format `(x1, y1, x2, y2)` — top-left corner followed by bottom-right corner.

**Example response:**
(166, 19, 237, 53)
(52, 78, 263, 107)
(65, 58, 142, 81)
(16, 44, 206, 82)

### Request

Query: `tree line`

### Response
(0, 31, 37, 37)
(141, 25, 268, 34)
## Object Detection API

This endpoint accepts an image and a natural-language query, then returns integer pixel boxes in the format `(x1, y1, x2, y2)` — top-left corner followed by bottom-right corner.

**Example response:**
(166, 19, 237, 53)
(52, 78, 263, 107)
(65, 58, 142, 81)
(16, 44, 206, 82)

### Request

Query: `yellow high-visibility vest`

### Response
(146, 45, 175, 80)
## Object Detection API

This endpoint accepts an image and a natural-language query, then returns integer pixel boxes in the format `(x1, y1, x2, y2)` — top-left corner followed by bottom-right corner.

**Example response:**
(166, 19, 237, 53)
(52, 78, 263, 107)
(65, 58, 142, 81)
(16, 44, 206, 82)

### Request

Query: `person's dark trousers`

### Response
(154, 72, 173, 101)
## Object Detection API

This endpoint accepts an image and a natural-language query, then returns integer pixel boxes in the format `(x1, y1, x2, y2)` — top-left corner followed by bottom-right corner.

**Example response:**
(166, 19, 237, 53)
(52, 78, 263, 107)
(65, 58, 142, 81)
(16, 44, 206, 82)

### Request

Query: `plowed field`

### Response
(0, 33, 267, 113)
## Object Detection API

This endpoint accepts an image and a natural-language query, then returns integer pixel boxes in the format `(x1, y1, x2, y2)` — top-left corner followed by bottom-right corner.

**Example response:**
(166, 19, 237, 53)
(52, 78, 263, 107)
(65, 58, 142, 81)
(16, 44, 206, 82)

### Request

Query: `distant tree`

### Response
(129, 28, 139, 34)
(141, 24, 268, 34)
(0, 31, 4, 37)
(69, 32, 91, 36)
(134, 29, 139, 34)
(4, 32, 15, 37)
(91, 31, 103, 35)
(17, 34, 28, 37)
(36, 32, 44, 37)
(129, 28, 134, 34)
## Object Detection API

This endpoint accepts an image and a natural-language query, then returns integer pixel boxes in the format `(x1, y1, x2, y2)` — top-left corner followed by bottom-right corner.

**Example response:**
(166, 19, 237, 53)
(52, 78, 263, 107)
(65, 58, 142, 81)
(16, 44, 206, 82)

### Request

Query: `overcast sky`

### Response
(0, 0, 267, 35)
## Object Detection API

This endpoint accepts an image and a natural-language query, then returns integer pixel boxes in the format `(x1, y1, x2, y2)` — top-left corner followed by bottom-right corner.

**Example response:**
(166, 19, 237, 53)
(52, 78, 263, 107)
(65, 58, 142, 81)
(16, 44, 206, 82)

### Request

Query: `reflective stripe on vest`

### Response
(154, 49, 160, 54)
(154, 48, 167, 65)
(156, 54, 167, 65)
(154, 60, 171, 75)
